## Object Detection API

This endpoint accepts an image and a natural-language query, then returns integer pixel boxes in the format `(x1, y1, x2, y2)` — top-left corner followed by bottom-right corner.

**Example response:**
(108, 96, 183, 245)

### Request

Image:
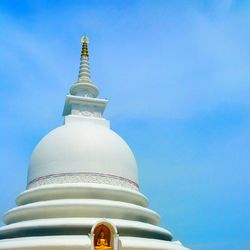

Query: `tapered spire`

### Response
(63, 36, 108, 117)
(70, 35, 99, 98)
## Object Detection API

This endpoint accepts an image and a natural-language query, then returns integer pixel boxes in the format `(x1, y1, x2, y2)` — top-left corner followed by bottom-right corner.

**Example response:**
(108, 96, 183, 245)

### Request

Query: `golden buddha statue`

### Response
(94, 231, 112, 250)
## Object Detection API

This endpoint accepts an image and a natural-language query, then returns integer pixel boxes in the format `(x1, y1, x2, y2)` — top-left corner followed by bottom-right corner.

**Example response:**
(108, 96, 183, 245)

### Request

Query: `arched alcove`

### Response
(90, 220, 119, 250)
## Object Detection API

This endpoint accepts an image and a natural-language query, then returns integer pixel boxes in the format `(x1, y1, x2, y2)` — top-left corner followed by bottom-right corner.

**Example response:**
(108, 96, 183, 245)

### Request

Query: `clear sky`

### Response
(0, 1, 249, 249)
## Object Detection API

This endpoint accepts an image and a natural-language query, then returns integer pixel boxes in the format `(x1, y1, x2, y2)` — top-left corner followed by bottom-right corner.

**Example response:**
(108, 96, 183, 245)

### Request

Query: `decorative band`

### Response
(27, 172, 139, 190)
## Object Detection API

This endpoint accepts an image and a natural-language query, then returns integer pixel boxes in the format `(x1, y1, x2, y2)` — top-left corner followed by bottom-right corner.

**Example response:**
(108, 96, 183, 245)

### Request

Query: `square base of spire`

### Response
(63, 95, 108, 118)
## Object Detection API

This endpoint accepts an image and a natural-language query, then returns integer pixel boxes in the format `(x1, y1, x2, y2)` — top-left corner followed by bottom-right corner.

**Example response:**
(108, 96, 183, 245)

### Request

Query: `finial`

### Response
(81, 35, 89, 57)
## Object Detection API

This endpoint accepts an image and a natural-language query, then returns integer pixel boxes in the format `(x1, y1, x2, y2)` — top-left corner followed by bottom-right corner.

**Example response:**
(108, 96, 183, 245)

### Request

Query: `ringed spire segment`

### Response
(81, 35, 89, 57)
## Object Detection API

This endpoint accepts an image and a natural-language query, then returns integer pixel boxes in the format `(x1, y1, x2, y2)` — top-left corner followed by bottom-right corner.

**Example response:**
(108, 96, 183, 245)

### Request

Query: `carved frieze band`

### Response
(72, 109, 102, 118)
(28, 172, 139, 190)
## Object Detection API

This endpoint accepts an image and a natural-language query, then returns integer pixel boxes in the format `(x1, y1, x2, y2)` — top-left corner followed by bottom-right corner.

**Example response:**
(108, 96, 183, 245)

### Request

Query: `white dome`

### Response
(28, 118, 138, 189)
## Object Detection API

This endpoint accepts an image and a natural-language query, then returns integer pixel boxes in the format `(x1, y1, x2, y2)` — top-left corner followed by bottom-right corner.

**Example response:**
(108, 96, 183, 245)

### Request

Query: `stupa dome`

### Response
(27, 117, 138, 190)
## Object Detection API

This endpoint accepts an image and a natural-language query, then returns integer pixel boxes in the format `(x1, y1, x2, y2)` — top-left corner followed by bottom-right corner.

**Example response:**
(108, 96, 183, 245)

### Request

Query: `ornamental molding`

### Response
(28, 172, 139, 191)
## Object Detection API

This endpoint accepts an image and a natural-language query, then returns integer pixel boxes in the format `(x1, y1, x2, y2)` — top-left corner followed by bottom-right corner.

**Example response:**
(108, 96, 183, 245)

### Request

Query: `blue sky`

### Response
(0, 1, 249, 249)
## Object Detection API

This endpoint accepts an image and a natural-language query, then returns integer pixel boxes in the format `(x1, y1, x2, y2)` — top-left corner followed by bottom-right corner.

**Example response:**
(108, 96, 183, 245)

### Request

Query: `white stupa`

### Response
(0, 36, 190, 250)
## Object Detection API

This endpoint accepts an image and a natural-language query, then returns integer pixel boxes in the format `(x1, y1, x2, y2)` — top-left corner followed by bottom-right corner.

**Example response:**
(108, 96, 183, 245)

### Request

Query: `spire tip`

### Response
(81, 35, 89, 44)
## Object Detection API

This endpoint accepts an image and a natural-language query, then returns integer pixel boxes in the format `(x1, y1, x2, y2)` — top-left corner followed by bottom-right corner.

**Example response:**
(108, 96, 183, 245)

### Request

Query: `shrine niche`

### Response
(90, 220, 119, 250)
(94, 224, 112, 250)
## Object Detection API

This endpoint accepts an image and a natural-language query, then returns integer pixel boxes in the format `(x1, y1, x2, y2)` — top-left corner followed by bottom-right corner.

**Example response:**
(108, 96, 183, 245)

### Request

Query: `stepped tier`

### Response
(0, 218, 172, 240)
(16, 184, 148, 207)
(2, 184, 166, 238)
(4, 199, 160, 225)
(0, 236, 189, 250)
(0, 183, 189, 249)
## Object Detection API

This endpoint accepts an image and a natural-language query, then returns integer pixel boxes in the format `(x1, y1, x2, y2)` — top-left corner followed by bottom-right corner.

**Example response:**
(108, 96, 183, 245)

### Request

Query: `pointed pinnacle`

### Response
(81, 35, 89, 57)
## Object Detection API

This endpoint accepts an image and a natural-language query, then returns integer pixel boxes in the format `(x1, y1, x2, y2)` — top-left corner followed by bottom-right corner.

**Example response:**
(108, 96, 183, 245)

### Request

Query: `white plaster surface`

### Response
(17, 183, 148, 207)
(28, 117, 138, 189)
(0, 235, 189, 250)
(119, 237, 190, 250)
(0, 218, 172, 239)
(4, 199, 160, 225)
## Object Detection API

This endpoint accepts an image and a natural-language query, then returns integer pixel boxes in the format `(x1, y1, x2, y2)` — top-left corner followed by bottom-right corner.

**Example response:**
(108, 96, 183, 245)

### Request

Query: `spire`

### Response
(63, 36, 108, 118)
(70, 35, 99, 98)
